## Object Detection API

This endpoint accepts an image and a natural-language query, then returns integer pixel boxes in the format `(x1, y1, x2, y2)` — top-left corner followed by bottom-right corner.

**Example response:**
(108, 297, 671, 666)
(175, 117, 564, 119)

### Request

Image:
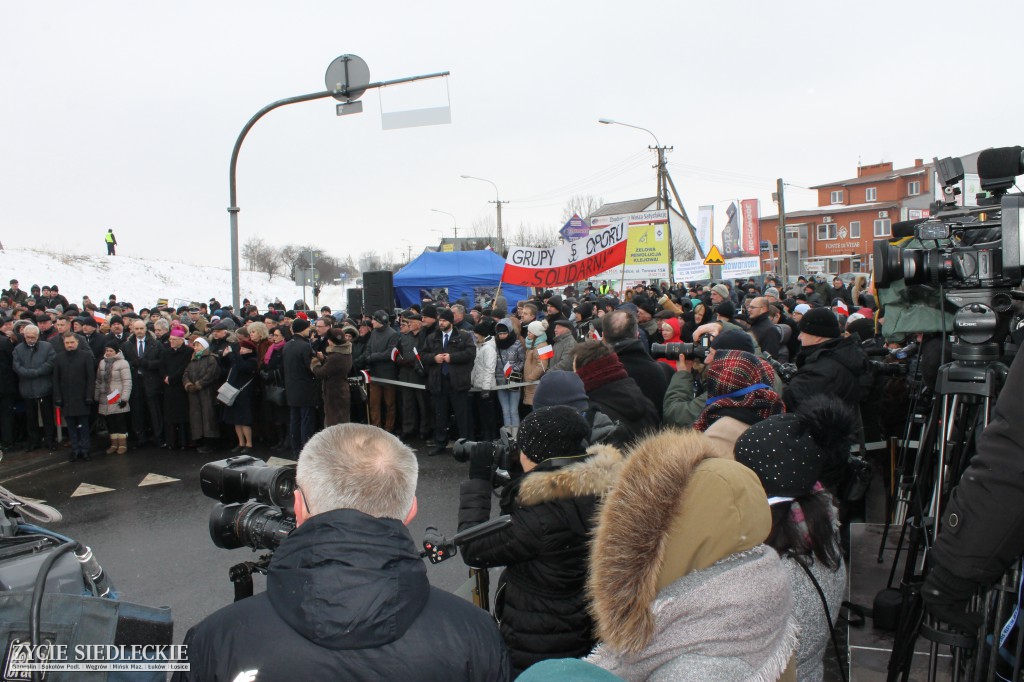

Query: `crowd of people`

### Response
(3, 270, 913, 680)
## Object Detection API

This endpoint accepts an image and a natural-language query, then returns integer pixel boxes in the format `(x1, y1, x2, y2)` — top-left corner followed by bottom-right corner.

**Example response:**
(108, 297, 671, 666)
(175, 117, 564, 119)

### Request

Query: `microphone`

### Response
(978, 146, 1024, 193)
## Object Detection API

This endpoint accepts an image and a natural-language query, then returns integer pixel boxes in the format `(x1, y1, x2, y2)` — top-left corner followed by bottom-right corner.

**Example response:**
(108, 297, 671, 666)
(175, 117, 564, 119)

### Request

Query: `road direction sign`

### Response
(559, 214, 590, 241)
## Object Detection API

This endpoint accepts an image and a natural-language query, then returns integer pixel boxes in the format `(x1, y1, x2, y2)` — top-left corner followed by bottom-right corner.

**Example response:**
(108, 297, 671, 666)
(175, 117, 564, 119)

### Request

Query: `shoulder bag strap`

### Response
(797, 558, 848, 682)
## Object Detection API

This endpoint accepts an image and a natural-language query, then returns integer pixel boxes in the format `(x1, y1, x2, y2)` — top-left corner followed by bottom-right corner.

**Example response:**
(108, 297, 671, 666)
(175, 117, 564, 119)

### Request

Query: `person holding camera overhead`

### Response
(457, 405, 626, 676)
(176, 424, 509, 681)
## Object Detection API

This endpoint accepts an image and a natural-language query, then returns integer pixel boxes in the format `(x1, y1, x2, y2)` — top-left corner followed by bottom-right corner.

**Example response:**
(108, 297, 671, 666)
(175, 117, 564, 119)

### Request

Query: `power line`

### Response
(510, 150, 651, 203)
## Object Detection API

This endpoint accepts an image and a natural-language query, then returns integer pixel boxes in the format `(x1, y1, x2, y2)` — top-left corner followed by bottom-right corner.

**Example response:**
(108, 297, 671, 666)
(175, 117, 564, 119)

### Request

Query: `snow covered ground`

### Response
(0, 248, 352, 313)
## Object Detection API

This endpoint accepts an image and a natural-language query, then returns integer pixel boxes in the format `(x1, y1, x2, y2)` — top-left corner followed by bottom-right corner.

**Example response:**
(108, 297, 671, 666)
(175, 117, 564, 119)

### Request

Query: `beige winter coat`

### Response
(94, 353, 132, 416)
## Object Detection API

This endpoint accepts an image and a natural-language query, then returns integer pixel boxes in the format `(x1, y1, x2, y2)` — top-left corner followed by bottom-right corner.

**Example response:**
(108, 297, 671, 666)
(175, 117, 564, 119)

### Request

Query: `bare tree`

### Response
(359, 251, 394, 273)
(509, 221, 558, 249)
(560, 194, 604, 223)
(242, 236, 283, 280)
(242, 237, 265, 271)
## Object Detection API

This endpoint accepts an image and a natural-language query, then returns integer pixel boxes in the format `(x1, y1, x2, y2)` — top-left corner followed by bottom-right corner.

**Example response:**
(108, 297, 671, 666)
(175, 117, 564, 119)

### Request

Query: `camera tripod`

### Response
(884, 342, 1014, 682)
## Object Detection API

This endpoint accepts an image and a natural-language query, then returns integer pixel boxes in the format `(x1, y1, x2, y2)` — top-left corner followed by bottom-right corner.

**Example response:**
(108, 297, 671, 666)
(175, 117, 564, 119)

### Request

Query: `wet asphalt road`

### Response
(1, 438, 480, 643)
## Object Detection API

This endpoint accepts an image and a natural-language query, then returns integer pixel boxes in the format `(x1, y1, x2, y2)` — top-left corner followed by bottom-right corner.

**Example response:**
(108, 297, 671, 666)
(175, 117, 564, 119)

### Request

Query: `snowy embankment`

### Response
(0, 249, 351, 313)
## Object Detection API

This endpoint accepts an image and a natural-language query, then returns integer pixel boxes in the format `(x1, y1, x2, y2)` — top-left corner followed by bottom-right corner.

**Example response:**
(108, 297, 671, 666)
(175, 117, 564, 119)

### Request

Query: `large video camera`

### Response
(201, 455, 297, 552)
(651, 335, 712, 362)
(874, 146, 1024, 358)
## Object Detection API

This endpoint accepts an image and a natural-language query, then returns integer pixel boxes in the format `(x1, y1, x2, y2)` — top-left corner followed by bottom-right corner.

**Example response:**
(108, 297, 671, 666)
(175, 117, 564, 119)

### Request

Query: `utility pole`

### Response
(490, 199, 505, 254)
(653, 145, 676, 284)
(776, 178, 789, 283)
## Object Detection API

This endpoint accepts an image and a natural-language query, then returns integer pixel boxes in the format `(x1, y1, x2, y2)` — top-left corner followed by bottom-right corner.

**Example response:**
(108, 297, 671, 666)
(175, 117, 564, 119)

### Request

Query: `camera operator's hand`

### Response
(469, 446, 495, 481)
(692, 322, 721, 344)
(922, 564, 983, 633)
(678, 358, 694, 373)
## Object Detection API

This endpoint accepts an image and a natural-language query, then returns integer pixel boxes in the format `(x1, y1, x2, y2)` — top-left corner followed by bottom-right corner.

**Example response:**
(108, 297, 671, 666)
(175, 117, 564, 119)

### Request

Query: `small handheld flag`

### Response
(391, 347, 402, 362)
(536, 343, 554, 361)
(106, 390, 121, 405)
(503, 362, 513, 378)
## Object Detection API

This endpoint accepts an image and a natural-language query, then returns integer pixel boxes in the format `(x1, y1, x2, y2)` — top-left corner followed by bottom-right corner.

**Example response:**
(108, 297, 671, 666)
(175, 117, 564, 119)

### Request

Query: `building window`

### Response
(865, 187, 877, 201)
(908, 181, 921, 196)
(852, 258, 863, 272)
(874, 219, 891, 237)
(830, 190, 844, 204)
(817, 223, 838, 241)
(849, 221, 861, 239)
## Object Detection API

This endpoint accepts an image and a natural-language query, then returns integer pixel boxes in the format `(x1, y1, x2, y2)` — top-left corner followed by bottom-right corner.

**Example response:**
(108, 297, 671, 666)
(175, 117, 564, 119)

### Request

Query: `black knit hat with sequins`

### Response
(517, 405, 590, 464)
(734, 394, 857, 497)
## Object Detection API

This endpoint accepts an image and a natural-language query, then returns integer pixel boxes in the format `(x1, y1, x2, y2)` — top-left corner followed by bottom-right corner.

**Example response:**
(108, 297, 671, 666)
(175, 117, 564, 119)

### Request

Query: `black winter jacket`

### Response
(52, 348, 96, 417)
(175, 509, 509, 682)
(364, 325, 400, 380)
(283, 336, 315, 408)
(586, 377, 659, 445)
(457, 446, 624, 675)
(931, 348, 1024, 585)
(783, 335, 866, 411)
(748, 313, 781, 358)
(612, 339, 668, 420)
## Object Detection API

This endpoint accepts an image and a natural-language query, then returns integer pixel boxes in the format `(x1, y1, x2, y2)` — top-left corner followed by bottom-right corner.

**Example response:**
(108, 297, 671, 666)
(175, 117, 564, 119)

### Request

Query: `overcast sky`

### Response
(1, 1, 1020, 269)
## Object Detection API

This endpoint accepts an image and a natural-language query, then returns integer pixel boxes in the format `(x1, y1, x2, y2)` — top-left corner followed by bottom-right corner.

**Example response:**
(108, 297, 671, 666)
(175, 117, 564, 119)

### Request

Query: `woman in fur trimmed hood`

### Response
(458, 405, 626, 677)
(586, 429, 800, 682)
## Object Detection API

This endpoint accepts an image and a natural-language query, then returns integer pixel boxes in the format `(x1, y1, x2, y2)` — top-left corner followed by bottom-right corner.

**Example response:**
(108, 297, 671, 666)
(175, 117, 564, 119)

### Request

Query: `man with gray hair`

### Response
(12, 324, 56, 451)
(177, 424, 509, 681)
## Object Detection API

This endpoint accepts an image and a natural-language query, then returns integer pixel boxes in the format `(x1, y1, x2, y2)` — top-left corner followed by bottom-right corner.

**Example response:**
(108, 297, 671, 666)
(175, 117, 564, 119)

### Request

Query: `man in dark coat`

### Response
(364, 310, 400, 433)
(746, 296, 781, 358)
(52, 333, 96, 461)
(397, 312, 431, 440)
(1, 280, 27, 306)
(12, 324, 56, 451)
(176, 424, 509, 682)
(122, 319, 165, 446)
(160, 328, 192, 449)
(81, 317, 107, 363)
(783, 307, 867, 411)
(600, 309, 668, 420)
(0, 328, 16, 451)
(421, 309, 476, 455)
(283, 318, 315, 456)
(925, 346, 1024, 632)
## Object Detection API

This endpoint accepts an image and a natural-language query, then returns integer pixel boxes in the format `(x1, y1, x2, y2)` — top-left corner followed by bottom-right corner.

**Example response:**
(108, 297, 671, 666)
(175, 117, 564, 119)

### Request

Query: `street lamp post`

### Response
(430, 209, 459, 251)
(460, 175, 506, 254)
(226, 56, 450, 310)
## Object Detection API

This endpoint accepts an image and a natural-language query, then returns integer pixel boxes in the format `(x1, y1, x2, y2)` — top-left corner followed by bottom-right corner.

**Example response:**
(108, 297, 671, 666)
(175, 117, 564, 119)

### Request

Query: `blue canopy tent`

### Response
(392, 250, 530, 310)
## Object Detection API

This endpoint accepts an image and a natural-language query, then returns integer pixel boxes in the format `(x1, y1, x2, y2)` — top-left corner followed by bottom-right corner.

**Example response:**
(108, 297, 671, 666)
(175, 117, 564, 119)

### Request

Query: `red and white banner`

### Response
(502, 222, 628, 288)
(741, 199, 760, 256)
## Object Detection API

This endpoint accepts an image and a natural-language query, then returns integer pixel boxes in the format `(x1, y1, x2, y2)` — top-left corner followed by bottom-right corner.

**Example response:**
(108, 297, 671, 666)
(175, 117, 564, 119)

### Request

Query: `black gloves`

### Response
(118, 400, 127, 409)
(922, 564, 983, 633)
(468, 445, 495, 481)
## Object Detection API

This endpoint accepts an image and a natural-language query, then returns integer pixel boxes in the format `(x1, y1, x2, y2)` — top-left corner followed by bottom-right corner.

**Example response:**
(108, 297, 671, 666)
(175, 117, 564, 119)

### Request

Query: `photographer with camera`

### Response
(457, 405, 625, 676)
(178, 424, 509, 681)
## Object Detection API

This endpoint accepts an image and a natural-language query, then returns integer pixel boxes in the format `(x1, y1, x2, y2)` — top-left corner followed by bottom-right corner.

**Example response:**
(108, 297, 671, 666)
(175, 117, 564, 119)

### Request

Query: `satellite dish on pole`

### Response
(325, 55, 371, 102)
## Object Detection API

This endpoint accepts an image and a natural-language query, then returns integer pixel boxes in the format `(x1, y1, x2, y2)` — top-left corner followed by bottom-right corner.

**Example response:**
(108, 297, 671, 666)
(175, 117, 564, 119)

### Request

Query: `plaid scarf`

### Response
(576, 352, 629, 393)
(693, 351, 784, 432)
